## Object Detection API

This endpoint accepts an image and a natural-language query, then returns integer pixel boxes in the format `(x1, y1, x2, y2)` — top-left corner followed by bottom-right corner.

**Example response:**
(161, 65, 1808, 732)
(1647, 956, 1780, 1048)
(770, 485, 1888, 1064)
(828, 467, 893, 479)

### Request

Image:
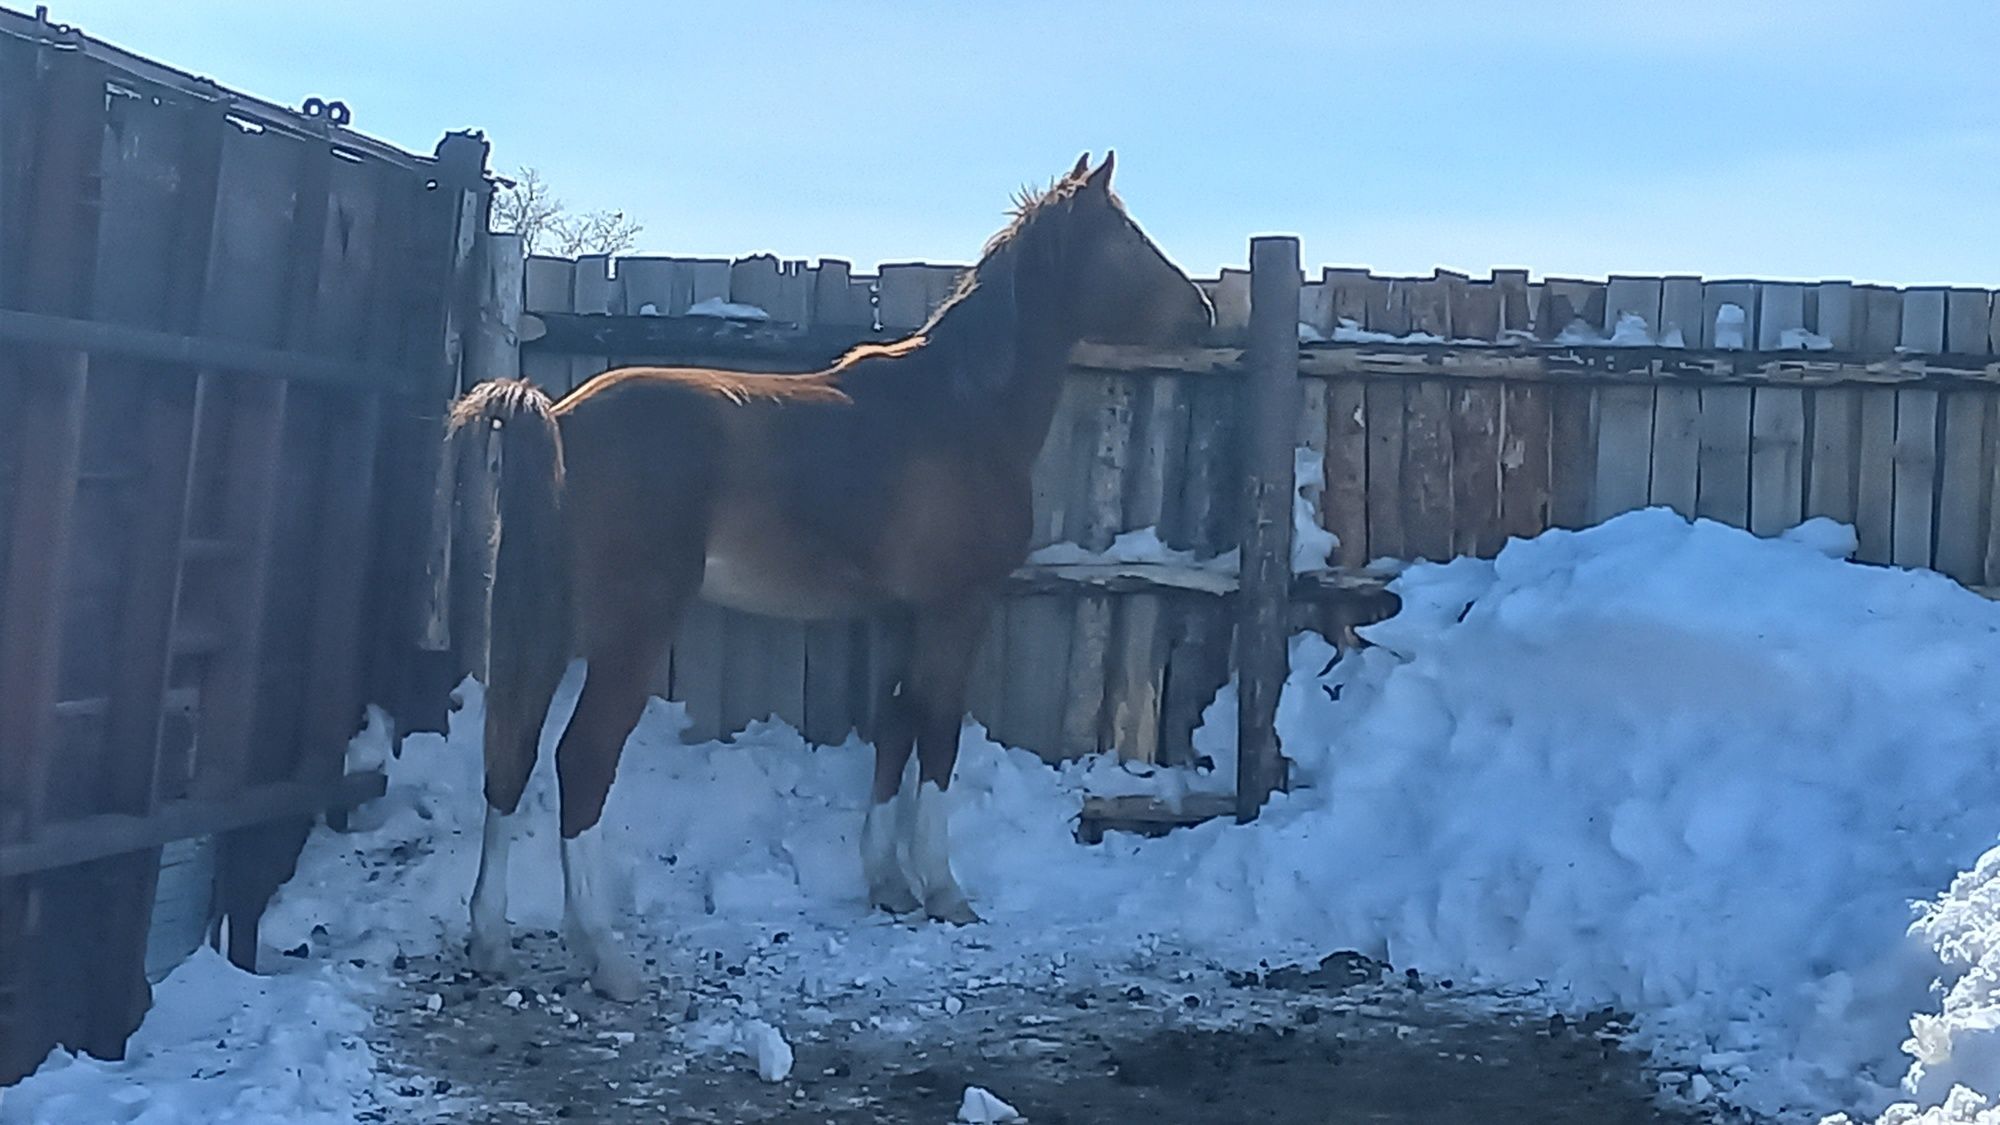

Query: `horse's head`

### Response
(1049, 152, 1213, 348)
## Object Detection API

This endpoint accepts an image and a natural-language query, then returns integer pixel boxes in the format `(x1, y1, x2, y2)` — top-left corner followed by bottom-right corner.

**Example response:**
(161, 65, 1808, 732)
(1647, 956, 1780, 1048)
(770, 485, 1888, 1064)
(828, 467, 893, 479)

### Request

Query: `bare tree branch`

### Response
(490, 166, 643, 256)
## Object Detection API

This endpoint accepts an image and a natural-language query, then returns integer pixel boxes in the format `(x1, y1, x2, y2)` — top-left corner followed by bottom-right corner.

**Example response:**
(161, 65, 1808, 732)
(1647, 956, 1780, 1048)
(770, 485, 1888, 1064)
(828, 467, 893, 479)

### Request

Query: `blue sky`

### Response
(48, 0, 2000, 285)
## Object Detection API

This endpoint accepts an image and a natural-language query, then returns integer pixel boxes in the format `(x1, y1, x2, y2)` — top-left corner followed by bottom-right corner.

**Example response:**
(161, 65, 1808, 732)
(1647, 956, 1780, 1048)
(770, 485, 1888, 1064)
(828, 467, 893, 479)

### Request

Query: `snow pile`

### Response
(0, 949, 383, 1124)
(13, 509, 2000, 1124)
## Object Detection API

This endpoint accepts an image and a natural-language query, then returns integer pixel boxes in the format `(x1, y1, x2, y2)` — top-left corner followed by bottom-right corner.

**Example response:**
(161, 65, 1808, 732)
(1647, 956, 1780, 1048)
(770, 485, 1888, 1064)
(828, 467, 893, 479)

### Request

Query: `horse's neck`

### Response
(925, 252, 1075, 470)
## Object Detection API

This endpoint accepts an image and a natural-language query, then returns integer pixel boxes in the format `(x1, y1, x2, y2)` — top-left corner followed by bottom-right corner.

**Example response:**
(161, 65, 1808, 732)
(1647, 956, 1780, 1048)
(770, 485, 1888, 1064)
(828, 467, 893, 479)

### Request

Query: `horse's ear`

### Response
(1083, 150, 1115, 193)
(1069, 152, 1091, 181)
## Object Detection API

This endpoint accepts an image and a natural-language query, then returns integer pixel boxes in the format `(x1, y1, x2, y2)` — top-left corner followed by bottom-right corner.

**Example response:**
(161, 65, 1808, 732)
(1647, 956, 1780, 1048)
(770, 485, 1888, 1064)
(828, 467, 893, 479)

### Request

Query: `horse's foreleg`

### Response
(907, 601, 991, 925)
(864, 678, 921, 915)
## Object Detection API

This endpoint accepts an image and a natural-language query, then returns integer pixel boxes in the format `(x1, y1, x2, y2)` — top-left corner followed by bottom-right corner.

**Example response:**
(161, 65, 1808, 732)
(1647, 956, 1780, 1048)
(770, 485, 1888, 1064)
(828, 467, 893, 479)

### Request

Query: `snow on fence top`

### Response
(519, 251, 2000, 356)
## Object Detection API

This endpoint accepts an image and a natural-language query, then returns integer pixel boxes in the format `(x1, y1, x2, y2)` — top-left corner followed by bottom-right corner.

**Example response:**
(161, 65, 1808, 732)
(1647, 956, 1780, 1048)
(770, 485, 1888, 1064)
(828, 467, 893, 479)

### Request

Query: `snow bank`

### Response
(14, 508, 2000, 1124)
(0, 949, 381, 1124)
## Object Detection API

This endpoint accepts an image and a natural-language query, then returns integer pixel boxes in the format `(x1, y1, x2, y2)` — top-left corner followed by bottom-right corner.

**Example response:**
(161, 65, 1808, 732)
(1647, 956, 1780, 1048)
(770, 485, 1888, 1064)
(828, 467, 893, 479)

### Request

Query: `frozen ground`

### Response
(10, 509, 2000, 1124)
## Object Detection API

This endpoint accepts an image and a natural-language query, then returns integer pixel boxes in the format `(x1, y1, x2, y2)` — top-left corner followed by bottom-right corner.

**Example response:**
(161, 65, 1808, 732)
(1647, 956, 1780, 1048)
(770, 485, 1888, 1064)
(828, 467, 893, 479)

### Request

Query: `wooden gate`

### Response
(0, 9, 492, 1080)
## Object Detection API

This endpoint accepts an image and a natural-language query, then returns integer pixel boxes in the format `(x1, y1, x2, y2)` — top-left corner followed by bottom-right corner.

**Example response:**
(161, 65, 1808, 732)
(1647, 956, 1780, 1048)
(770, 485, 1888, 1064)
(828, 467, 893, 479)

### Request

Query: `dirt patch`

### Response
(365, 936, 1704, 1124)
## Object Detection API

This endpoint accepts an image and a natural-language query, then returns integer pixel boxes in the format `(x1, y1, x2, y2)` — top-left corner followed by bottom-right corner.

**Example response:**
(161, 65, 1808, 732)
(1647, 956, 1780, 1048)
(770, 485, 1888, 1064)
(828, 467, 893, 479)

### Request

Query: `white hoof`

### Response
(469, 933, 517, 977)
(924, 890, 982, 926)
(870, 880, 922, 916)
(589, 947, 645, 1003)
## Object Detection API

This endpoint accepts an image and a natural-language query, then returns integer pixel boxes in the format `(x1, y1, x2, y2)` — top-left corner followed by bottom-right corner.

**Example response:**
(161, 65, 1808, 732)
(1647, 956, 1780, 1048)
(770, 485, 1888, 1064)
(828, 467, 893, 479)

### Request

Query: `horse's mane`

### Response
(831, 171, 1109, 377)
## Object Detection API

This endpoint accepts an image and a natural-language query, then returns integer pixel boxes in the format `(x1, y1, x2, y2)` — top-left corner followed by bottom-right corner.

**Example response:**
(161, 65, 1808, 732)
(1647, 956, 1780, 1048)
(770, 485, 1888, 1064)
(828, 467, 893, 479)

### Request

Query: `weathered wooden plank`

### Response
(1401, 379, 1454, 560)
(523, 256, 573, 313)
(1323, 267, 1373, 332)
(1061, 594, 1114, 757)
(1591, 384, 1655, 522)
(1757, 284, 1808, 350)
(1991, 291, 2000, 356)
(1499, 382, 1552, 541)
(572, 254, 617, 315)
(1815, 281, 1857, 351)
(1449, 384, 1504, 556)
(1404, 274, 1452, 339)
(1325, 380, 1368, 565)
(1855, 389, 1898, 564)
(1806, 388, 1860, 525)
(1454, 281, 1502, 342)
(1179, 378, 1242, 557)
(1947, 289, 1992, 354)
(1236, 236, 1298, 818)
(1603, 276, 1663, 340)
(1891, 388, 1939, 569)
(1660, 276, 1704, 348)
(1901, 288, 1948, 354)
(963, 615, 1005, 740)
(1365, 275, 1410, 336)
(1028, 376, 1087, 550)
(1493, 269, 1532, 338)
(1748, 387, 1807, 535)
(615, 256, 677, 316)
(1649, 385, 1701, 517)
(1934, 391, 1991, 583)
(1538, 279, 1602, 341)
(686, 259, 730, 306)
(1695, 386, 1753, 527)
(998, 597, 1069, 758)
(1859, 286, 1904, 353)
(1700, 281, 1758, 350)
(1206, 268, 1251, 338)
(0, 352, 88, 844)
(1363, 380, 1407, 557)
(1548, 384, 1597, 528)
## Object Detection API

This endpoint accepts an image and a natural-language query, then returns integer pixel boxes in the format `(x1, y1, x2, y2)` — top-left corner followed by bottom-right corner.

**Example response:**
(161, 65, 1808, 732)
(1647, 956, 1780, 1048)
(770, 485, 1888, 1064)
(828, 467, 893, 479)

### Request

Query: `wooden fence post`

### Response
(1237, 236, 1299, 822)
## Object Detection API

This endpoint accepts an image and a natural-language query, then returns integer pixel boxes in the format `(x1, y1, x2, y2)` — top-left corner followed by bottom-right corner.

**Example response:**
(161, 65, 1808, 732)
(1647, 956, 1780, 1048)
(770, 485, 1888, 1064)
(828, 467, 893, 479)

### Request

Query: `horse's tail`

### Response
(448, 378, 570, 813)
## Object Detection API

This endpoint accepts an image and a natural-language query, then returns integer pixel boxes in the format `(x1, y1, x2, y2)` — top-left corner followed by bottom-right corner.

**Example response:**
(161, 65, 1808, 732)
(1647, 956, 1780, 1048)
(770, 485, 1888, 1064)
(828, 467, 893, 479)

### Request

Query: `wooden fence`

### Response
(0, 8, 492, 1081)
(481, 243, 2000, 777)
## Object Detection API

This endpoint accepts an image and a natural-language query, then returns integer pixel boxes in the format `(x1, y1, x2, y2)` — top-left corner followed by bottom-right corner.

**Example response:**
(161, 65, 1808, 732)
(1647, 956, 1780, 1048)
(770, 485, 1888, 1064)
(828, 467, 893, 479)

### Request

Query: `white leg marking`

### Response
(862, 792, 919, 914)
(469, 803, 517, 973)
(911, 781, 979, 925)
(561, 824, 644, 1001)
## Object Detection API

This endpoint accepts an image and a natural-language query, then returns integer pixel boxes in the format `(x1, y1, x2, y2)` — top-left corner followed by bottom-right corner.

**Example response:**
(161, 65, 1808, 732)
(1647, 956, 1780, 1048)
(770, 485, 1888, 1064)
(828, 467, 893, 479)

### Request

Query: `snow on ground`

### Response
(11, 509, 2000, 1124)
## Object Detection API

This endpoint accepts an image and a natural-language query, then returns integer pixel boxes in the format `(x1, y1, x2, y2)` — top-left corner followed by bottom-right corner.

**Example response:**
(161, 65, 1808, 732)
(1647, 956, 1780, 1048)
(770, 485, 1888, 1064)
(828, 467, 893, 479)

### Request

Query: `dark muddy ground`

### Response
(367, 932, 1710, 1125)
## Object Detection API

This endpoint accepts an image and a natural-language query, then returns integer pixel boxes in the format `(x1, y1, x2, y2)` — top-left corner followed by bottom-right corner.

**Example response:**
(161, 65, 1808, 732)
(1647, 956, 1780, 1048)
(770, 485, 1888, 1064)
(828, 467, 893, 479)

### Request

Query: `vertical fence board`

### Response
(1815, 282, 1857, 350)
(1401, 380, 1453, 560)
(1859, 286, 1904, 353)
(1660, 276, 1703, 347)
(1757, 284, 1807, 350)
(1934, 391, 1991, 583)
(1591, 385, 1655, 521)
(1548, 384, 1597, 528)
(1449, 384, 1503, 555)
(1649, 386, 1701, 517)
(1603, 276, 1663, 340)
(1325, 380, 1369, 564)
(1498, 383, 1551, 541)
(1891, 388, 1939, 569)
(1946, 289, 1992, 354)
(1807, 388, 1860, 526)
(1901, 288, 1947, 354)
(1363, 380, 1406, 557)
(1855, 390, 1898, 564)
(1748, 387, 1807, 535)
(1695, 386, 1753, 527)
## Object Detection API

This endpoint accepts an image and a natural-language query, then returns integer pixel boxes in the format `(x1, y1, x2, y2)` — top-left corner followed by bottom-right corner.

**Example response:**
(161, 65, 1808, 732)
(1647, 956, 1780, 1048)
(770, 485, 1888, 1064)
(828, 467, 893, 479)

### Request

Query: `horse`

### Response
(448, 152, 1212, 1000)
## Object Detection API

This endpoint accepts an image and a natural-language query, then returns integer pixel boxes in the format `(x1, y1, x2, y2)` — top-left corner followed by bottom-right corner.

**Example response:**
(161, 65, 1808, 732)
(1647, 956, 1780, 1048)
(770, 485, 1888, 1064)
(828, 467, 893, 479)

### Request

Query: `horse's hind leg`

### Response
(470, 652, 566, 974)
(555, 568, 690, 1001)
(906, 600, 992, 924)
(864, 654, 922, 915)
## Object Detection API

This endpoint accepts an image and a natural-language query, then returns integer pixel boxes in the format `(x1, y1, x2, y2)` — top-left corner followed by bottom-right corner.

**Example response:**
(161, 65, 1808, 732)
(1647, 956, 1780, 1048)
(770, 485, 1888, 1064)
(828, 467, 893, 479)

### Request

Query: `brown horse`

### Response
(450, 153, 1211, 1000)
